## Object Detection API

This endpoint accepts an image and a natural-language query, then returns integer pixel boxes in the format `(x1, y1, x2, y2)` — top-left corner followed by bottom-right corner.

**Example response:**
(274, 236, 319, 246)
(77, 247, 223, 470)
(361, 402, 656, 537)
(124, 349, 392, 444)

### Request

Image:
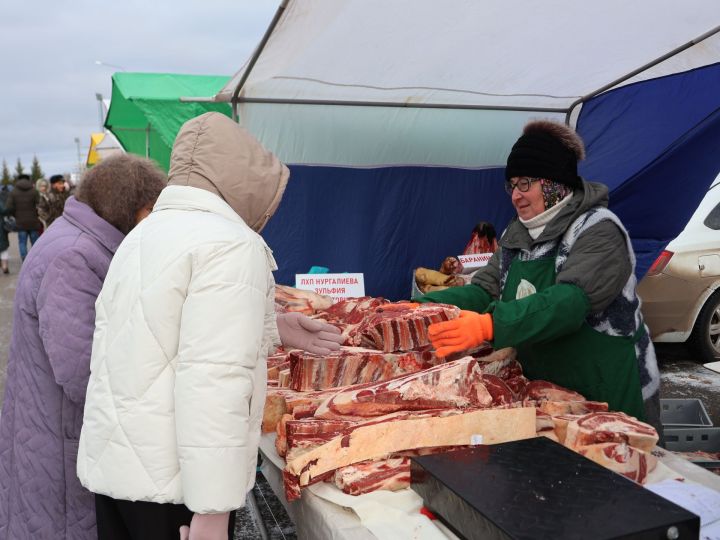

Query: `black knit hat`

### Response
(505, 120, 585, 189)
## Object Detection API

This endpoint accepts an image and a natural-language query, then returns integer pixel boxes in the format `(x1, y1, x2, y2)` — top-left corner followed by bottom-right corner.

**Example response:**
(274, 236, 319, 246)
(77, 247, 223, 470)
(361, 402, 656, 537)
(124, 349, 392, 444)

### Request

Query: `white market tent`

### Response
(214, 0, 720, 299)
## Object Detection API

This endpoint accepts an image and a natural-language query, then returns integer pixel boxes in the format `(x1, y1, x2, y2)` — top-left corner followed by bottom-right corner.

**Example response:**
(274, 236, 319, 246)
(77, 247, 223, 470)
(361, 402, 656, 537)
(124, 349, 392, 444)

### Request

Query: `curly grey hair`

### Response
(76, 154, 166, 234)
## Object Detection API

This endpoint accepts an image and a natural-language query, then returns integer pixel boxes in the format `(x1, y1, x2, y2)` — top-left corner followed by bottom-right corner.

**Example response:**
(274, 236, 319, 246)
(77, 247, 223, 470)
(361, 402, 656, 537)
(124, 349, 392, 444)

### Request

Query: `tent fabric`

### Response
(218, 0, 720, 110)
(219, 0, 720, 299)
(86, 133, 105, 167)
(106, 73, 231, 171)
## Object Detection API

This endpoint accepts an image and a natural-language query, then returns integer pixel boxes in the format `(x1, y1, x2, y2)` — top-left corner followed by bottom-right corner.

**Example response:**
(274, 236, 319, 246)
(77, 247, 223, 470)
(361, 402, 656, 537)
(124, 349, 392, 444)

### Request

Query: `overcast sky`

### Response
(0, 1, 278, 178)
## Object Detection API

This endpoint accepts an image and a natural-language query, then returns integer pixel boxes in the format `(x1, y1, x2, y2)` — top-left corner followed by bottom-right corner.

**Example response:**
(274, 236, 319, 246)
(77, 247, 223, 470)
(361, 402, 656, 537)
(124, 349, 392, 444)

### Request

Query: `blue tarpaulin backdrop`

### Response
(263, 62, 720, 300)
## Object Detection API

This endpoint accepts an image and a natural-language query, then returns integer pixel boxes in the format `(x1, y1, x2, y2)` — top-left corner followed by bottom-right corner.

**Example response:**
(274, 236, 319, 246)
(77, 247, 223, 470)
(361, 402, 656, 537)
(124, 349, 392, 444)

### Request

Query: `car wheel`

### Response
(689, 290, 720, 363)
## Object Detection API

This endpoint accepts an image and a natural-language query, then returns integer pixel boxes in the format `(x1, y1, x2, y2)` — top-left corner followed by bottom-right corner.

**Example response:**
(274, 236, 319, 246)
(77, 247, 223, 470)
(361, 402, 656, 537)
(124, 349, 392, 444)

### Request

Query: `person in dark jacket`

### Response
(6, 173, 42, 261)
(0, 186, 10, 273)
(418, 120, 661, 433)
(38, 174, 70, 228)
(0, 155, 167, 540)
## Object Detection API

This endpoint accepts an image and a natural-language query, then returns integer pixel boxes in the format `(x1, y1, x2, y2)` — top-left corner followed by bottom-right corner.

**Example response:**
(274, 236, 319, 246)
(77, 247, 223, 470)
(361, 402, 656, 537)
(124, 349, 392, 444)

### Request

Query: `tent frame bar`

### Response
(231, 97, 568, 114)
(565, 24, 720, 123)
(231, 0, 289, 121)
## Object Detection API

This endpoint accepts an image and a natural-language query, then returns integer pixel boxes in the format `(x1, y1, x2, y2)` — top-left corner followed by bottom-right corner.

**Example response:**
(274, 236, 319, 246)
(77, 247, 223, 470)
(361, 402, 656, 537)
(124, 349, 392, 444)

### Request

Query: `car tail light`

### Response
(647, 250, 674, 276)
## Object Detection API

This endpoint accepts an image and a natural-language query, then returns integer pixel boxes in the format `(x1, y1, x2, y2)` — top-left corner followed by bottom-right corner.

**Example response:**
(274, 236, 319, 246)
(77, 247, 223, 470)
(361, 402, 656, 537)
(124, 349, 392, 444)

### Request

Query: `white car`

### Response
(638, 174, 720, 363)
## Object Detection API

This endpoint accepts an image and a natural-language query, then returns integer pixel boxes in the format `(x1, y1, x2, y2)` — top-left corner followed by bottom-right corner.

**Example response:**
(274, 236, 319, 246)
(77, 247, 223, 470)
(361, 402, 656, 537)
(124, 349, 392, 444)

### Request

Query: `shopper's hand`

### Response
(178, 512, 230, 540)
(428, 310, 493, 358)
(277, 312, 344, 355)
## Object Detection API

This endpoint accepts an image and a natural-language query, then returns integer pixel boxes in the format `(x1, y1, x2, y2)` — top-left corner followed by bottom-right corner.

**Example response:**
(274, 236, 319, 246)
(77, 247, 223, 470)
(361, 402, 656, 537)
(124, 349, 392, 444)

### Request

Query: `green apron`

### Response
(501, 255, 646, 419)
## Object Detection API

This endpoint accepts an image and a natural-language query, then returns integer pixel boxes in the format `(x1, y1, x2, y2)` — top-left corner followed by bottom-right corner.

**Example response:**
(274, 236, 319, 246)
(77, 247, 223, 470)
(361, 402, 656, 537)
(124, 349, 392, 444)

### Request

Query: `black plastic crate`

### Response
(660, 398, 713, 428)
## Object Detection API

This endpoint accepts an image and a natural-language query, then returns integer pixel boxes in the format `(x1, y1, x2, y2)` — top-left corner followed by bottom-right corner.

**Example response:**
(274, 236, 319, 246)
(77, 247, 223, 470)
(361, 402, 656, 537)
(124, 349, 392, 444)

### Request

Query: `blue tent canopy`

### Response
(216, 0, 720, 300)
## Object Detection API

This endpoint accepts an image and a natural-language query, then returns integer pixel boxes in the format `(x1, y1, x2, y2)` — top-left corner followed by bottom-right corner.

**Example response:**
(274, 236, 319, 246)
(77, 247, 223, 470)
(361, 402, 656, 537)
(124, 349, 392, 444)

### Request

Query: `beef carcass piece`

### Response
(285, 417, 358, 462)
(267, 352, 291, 380)
(357, 303, 461, 352)
(577, 443, 657, 484)
(283, 406, 536, 500)
(535, 411, 560, 442)
(538, 400, 608, 416)
(523, 380, 585, 402)
(275, 284, 334, 315)
(550, 414, 583, 444)
(288, 347, 441, 391)
(322, 297, 389, 324)
(481, 375, 514, 406)
(475, 348, 522, 380)
(314, 357, 493, 419)
(333, 457, 411, 495)
(263, 389, 294, 433)
(563, 412, 659, 452)
(504, 376, 529, 399)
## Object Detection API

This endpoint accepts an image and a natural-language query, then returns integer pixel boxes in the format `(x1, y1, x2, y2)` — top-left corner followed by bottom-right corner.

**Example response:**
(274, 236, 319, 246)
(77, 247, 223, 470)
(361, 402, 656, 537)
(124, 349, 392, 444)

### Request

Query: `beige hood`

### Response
(168, 112, 289, 232)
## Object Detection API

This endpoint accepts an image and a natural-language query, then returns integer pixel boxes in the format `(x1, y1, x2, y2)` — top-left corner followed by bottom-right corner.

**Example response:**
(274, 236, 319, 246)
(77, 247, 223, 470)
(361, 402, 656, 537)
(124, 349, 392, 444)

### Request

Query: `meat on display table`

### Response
(258, 433, 720, 540)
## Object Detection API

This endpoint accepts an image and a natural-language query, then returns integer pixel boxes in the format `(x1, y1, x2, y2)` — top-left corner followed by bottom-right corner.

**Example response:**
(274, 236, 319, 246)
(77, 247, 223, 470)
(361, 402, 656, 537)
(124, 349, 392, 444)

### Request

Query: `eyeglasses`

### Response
(505, 177, 540, 195)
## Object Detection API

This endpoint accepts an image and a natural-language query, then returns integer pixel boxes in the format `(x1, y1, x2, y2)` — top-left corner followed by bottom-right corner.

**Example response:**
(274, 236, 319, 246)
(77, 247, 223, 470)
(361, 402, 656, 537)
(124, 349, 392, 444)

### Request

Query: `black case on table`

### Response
(411, 437, 700, 540)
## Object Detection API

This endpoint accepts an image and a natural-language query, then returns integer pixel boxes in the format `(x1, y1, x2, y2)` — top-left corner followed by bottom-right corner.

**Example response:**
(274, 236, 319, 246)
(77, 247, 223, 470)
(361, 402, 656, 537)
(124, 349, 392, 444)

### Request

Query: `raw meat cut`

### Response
(314, 357, 493, 419)
(523, 380, 585, 402)
(577, 443, 657, 484)
(286, 417, 359, 462)
(538, 400, 609, 416)
(504, 376, 529, 399)
(333, 457, 411, 495)
(321, 297, 389, 325)
(275, 285, 333, 314)
(550, 414, 582, 444)
(283, 406, 536, 500)
(263, 389, 292, 433)
(535, 411, 560, 442)
(564, 412, 659, 452)
(481, 375, 514, 406)
(357, 303, 460, 352)
(288, 347, 441, 391)
(476, 349, 522, 381)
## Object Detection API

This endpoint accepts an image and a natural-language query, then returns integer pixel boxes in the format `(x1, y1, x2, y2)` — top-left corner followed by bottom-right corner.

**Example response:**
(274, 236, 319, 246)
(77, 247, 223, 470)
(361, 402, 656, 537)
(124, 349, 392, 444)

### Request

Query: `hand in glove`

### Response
(277, 312, 344, 355)
(428, 310, 493, 358)
(179, 512, 229, 540)
(381, 302, 419, 311)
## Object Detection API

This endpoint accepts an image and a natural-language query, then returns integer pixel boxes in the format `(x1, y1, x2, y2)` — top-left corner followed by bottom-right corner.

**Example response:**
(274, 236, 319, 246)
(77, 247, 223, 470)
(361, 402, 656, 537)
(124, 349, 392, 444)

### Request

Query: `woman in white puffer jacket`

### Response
(78, 112, 342, 540)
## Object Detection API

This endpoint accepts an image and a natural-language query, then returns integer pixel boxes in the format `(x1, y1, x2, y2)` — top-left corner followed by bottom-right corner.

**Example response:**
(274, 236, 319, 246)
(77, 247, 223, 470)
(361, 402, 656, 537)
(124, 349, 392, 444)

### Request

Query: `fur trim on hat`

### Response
(524, 120, 586, 161)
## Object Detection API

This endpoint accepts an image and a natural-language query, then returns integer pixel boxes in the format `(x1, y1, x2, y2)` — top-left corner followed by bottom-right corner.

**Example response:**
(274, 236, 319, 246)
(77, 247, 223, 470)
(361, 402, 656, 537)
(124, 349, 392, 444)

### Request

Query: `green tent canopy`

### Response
(106, 72, 231, 171)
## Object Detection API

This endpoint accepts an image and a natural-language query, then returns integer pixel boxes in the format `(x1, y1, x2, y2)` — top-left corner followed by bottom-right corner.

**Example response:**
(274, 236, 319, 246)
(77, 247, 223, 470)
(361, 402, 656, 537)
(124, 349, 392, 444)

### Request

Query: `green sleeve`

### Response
(413, 283, 493, 313)
(489, 283, 590, 349)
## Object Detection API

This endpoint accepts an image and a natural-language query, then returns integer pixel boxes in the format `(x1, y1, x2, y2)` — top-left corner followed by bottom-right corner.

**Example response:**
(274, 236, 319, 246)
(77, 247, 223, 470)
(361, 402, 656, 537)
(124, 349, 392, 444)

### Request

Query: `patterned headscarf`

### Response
(540, 178, 573, 210)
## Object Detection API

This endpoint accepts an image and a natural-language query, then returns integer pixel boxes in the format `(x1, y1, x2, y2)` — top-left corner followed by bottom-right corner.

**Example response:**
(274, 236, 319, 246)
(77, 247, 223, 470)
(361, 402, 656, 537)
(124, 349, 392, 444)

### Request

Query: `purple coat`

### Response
(0, 197, 124, 539)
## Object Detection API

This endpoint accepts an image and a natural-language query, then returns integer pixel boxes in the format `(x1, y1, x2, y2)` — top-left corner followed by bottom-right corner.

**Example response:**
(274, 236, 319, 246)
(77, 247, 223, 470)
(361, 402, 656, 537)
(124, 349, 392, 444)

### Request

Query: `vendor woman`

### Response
(417, 120, 661, 430)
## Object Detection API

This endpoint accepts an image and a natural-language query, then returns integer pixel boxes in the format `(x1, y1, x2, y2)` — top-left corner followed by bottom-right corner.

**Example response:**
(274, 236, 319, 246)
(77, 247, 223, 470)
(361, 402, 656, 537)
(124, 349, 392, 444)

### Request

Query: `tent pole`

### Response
(564, 24, 720, 125)
(231, 0, 289, 121)
(233, 97, 567, 114)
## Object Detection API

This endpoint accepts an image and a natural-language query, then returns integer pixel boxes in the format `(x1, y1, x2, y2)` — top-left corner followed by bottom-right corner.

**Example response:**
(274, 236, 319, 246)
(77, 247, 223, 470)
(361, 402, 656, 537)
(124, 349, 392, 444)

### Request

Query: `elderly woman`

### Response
(0, 155, 166, 540)
(419, 120, 661, 431)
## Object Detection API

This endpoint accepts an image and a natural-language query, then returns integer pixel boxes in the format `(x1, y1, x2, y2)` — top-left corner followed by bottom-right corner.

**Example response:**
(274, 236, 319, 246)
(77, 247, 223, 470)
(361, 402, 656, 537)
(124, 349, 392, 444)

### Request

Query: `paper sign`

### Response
(458, 253, 492, 271)
(295, 273, 365, 302)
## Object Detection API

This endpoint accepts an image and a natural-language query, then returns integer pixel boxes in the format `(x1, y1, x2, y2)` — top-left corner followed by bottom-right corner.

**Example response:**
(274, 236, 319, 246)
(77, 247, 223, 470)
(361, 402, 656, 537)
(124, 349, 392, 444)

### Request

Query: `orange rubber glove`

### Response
(428, 310, 493, 358)
(382, 302, 420, 311)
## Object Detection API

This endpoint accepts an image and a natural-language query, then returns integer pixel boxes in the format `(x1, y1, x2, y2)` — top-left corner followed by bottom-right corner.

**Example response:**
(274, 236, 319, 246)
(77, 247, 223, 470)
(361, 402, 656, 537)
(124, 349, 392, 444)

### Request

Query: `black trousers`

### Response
(95, 494, 236, 540)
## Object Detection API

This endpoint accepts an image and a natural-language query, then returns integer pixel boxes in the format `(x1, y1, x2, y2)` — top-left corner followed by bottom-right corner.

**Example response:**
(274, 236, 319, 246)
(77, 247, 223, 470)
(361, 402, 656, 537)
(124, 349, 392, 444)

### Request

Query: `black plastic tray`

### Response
(411, 437, 699, 540)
